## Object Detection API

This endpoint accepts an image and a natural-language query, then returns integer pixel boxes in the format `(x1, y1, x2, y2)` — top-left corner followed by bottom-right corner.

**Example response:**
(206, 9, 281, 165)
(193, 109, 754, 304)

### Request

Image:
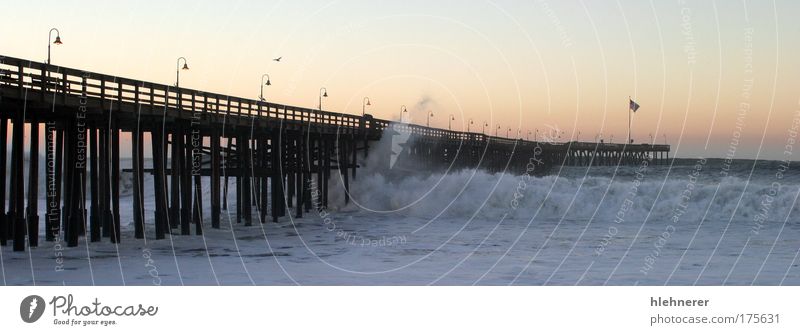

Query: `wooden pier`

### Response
(0, 55, 669, 251)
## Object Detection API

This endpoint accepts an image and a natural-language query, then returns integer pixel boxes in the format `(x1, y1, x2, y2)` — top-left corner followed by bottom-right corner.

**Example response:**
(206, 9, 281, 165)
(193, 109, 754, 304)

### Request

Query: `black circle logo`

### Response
(20, 295, 45, 323)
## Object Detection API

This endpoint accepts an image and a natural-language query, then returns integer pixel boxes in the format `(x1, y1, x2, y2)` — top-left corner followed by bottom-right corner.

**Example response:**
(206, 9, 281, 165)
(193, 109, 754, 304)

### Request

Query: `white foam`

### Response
(329, 167, 800, 224)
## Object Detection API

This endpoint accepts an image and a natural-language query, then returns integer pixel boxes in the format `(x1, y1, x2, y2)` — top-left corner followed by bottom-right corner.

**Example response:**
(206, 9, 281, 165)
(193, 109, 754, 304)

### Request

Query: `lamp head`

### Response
(265, 79, 271, 86)
(366, 100, 371, 106)
(323, 91, 328, 97)
(182, 63, 189, 70)
(53, 36, 63, 45)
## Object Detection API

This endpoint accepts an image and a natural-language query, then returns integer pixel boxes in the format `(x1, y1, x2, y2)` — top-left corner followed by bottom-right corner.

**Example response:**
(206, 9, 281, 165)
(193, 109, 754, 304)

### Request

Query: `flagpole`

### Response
(628, 96, 631, 145)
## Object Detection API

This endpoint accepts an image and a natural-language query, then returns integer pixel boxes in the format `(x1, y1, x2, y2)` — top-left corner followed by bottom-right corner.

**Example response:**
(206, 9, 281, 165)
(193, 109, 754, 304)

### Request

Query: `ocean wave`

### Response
(330, 168, 800, 224)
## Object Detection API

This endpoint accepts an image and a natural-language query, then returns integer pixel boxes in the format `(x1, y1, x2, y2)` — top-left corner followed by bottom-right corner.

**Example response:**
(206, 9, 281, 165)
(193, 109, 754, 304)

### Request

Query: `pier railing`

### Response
(0, 55, 366, 131)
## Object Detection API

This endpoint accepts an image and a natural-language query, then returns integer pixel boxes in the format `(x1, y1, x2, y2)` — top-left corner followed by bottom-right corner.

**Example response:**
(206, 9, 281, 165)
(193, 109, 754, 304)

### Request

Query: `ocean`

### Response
(1, 155, 799, 285)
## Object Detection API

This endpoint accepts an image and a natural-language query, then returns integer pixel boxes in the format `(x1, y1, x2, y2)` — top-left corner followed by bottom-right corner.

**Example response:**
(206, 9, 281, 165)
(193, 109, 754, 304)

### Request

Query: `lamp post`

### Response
(259, 74, 271, 101)
(495, 124, 500, 136)
(47, 28, 62, 65)
(426, 111, 434, 127)
(468, 119, 474, 132)
(176, 57, 189, 87)
(577, 131, 581, 141)
(535, 128, 539, 141)
(318, 87, 328, 110)
(362, 97, 371, 116)
(448, 114, 455, 130)
(610, 134, 615, 143)
(506, 127, 511, 138)
(400, 105, 408, 122)
(649, 133, 654, 144)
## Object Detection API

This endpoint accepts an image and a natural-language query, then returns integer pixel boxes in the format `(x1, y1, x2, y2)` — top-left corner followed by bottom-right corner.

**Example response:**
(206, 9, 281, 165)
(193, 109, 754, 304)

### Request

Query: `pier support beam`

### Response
(170, 127, 182, 230)
(303, 137, 312, 214)
(211, 129, 221, 229)
(342, 136, 350, 205)
(26, 119, 40, 247)
(111, 125, 121, 243)
(151, 129, 168, 240)
(323, 136, 331, 209)
(271, 132, 285, 222)
(65, 115, 87, 248)
(132, 129, 144, 239)
(89, 127, 100, 242)
(241, 134, 252, 225)
(61, 121, 72, 244)
(11, 109, 26, 251)
(287, 137, 295, 210)
(190, 129, 203, 235)
(100, 122, 111, 239)
(315, 136, 323, 209)
(180, 127, 192, 235)
(223, 137, 232, 209)
(259, 138, 269, 222)
(0, 117, 7, 246)
(45, 122, 60, 242)
(234, 138, 241, 222)
(295, 133, 304, 218)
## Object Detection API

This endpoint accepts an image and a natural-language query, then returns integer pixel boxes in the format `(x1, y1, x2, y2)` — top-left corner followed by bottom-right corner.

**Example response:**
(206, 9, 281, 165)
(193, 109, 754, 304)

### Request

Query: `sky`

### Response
(2, 0, 799, 160)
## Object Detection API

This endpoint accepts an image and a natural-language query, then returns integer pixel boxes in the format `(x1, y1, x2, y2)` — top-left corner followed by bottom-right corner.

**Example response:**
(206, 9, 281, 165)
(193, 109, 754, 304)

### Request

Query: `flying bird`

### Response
(273, 57, 282, 62)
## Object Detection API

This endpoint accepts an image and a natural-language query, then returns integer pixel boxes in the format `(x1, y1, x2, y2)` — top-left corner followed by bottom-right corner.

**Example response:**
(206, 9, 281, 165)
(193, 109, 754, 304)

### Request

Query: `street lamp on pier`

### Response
(259, 74, 271, 101)
(318, 87, 328, 110)
(362, 97, 371, 116)
(176, 57, 189, 87)
(47, 28, 62, 65)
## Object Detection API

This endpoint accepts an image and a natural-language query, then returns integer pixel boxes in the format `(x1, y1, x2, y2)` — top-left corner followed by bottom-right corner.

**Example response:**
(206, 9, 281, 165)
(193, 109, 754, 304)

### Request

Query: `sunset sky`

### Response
(2, 0, 799, 160)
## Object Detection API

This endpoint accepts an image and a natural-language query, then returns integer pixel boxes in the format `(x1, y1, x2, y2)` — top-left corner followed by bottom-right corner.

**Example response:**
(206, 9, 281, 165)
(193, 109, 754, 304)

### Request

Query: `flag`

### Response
(629, 99, 640, 112)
